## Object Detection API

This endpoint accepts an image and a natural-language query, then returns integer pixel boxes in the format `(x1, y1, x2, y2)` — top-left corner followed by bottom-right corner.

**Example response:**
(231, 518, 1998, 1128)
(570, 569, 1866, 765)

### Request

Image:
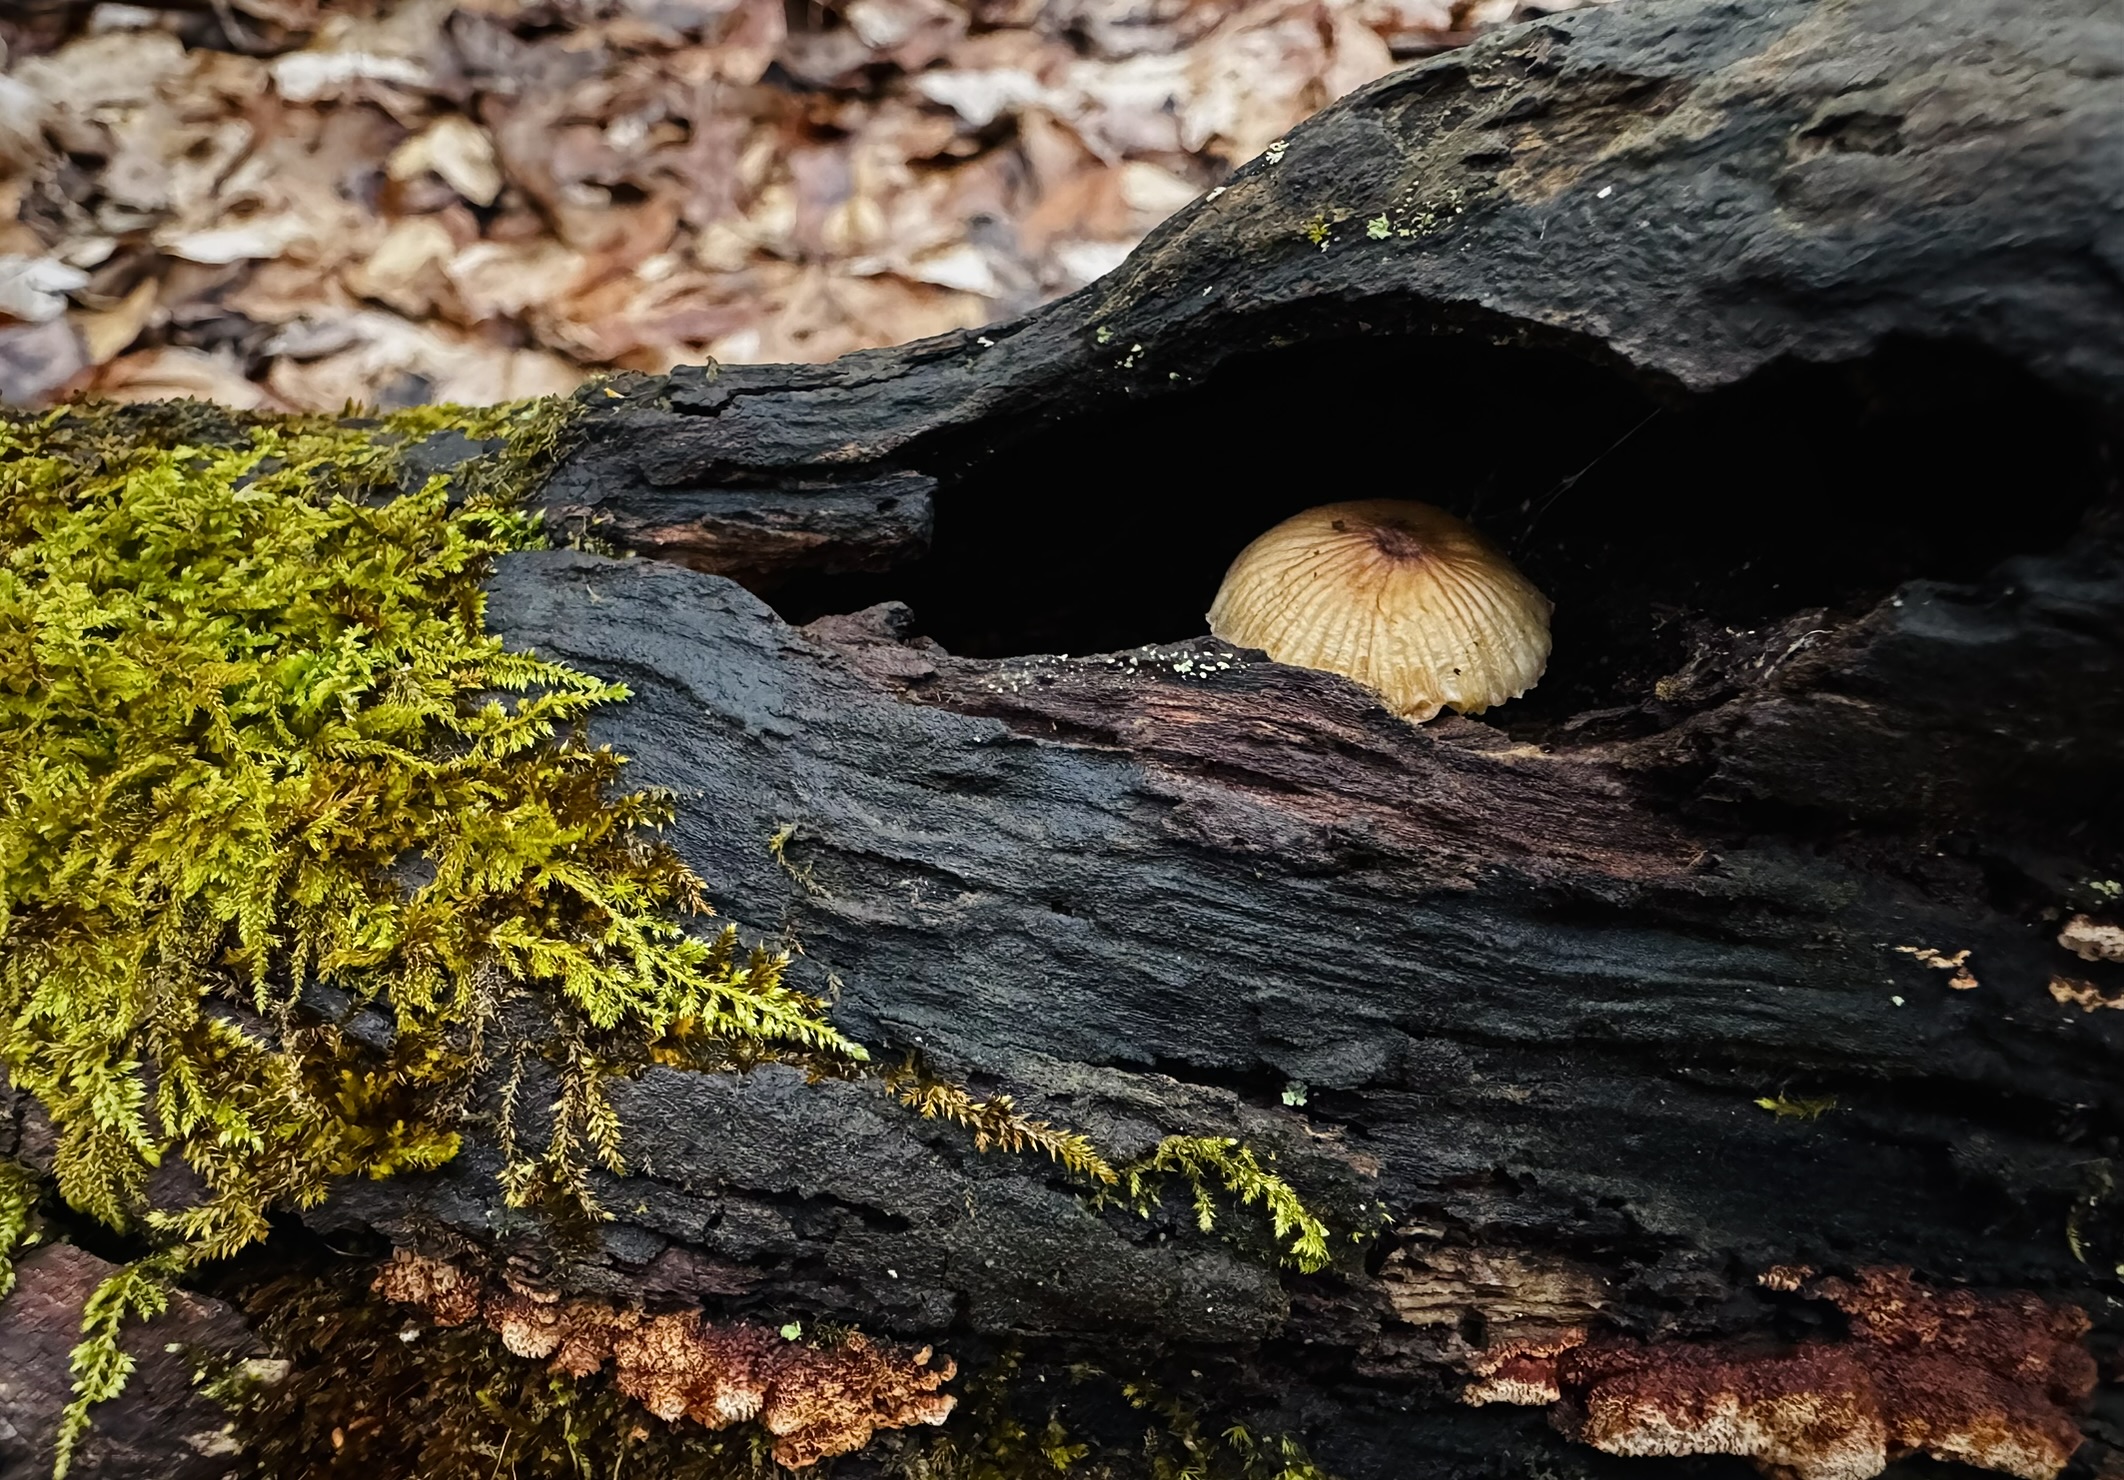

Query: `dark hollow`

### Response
(768, 332, 2107, 736)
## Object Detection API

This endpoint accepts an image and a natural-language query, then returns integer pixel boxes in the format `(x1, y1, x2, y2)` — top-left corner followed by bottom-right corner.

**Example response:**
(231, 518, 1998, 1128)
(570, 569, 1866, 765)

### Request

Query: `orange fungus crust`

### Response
(375, 1252, 956, 1467)
(1463, 1266, 2093, 1480)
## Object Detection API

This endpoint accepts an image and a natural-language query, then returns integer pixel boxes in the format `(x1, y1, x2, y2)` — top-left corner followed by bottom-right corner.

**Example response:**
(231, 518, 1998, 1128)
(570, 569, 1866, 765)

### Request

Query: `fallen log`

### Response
(4, 0, 2123, 1473)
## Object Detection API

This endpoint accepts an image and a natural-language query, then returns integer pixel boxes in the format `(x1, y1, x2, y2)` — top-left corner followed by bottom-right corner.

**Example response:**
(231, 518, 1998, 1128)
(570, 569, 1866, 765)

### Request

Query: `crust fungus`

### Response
(1461, 1266, 2095, 1480)
(2058, 914, 2124, 963)
(375, 1252, 956, 1468)
(1206, 499, 1551, 722)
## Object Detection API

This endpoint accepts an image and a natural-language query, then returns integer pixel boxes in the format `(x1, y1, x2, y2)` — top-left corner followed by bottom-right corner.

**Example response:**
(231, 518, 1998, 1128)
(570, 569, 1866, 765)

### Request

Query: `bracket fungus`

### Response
(1206, 500, 1551, 722)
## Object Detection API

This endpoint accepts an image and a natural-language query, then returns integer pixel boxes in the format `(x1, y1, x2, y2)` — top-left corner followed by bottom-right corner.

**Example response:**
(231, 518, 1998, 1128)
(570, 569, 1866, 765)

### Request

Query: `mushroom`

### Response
(1206, 499, 1551, 722)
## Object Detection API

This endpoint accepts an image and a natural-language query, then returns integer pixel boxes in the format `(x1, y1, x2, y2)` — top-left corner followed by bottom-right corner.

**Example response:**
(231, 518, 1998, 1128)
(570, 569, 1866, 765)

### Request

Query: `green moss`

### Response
(55, 1250, 184, 1475)
(0, 1156, 40, 1299)
(886, 1058, 1117, 1188)
(1753, 1093, 1835, 1121)
(1, 396, 864, 1251)
(1120, 1384, 1337, 1480)
(1116, 1137, 1329, 1273)
(0, 395, 1344, 1471)
(0, 397, 869, 1465)
(883, 1079, 1332, 1272)
(883, 1358, 1338, 1480)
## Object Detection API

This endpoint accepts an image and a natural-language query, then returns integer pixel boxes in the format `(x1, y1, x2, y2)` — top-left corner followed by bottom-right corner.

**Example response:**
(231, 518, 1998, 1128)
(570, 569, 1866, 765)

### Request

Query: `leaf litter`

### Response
(0, 0, 1599, 410)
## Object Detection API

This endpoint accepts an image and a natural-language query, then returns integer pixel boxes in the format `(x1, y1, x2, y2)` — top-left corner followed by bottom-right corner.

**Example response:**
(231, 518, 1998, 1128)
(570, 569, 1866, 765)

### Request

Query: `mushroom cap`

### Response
(1206, 499, 1552, 722)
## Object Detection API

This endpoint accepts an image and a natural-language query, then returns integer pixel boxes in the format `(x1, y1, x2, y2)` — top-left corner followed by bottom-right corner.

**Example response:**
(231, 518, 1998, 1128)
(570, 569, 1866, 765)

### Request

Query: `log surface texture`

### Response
(11, 0, 2124, 1472)
(360, 0, 2124, 1471)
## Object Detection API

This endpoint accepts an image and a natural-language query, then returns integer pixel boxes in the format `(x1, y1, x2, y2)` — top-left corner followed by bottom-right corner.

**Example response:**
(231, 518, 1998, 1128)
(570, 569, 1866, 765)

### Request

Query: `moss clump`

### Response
(0, 398, 866, 1466)
(884, 1069, 1333, 1272)
(0, 395, 1341, 1472)
(57, 1250, 184, 1468)
(0, 397, 862, 1250)
(886, 1059, 1118, 1187)
(0, 1155, 41, 1298)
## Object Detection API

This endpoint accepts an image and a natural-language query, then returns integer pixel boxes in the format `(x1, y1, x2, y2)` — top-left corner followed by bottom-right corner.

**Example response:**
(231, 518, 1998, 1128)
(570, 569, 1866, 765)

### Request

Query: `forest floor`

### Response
(0, 0, 1591, 410)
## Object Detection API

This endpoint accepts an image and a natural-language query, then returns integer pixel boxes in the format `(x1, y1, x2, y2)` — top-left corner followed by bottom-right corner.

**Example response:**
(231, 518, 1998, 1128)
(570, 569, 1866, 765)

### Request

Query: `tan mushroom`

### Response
(1206, 499, 1551, 722)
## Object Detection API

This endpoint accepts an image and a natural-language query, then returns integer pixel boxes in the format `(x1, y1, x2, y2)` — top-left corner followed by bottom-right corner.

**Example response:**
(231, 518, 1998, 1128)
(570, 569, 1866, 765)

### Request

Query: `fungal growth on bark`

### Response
(4, 0, 2123, 1473)
(2059, 914, 2124, 963)
(373, 1252, 958, 1468)
(1206, 500, 1551, 721)
(1463, 1267, 2096, 1480)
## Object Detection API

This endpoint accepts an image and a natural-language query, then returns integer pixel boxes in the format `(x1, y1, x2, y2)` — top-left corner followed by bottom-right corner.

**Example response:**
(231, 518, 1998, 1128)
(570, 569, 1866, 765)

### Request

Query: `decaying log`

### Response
(0, 1244, 264, 1479)
(536, 0, 2124, 588)
(7, 0, 2124, 1473)
(542, 470, 936, 590)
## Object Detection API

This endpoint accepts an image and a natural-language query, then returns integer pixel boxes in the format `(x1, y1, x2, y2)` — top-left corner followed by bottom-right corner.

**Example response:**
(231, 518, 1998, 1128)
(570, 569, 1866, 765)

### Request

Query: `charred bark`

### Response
(355, 0, 2124, 1467)
(9, 0, 2124, 1473)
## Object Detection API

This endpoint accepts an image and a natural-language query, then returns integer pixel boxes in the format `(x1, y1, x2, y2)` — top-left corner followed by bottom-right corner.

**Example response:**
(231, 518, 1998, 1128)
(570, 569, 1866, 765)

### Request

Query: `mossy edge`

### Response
(0, 394, 1340, 1474)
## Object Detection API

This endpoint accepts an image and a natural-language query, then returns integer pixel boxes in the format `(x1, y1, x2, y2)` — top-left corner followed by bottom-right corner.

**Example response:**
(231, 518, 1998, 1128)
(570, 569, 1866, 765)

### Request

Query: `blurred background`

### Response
(0, 0, 1593, 411)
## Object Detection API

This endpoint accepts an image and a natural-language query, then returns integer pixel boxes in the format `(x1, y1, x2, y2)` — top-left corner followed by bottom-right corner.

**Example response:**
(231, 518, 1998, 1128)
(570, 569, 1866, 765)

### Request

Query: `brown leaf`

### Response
(19, 0, 1596, 407)
(344, 216, 459, 318)
(77, 278, 161, 365)
(90, 345, 276, 408)
(388, 117, 505, 207)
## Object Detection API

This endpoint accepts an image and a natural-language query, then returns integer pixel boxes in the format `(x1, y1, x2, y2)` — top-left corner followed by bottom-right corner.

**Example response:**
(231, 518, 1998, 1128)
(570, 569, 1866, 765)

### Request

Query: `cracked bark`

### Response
(7, 0, 2124, 1472)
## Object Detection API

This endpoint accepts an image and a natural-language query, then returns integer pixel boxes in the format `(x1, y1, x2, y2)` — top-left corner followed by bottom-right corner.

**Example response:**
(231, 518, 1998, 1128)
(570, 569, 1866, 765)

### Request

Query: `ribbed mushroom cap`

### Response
(1206, 499, 1551, 722)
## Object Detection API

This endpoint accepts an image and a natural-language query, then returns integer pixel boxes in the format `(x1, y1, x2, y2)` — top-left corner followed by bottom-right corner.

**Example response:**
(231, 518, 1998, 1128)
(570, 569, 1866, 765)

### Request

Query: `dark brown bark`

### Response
(0, 1244, 263, 1479)
(7, 0, 2124, 1473)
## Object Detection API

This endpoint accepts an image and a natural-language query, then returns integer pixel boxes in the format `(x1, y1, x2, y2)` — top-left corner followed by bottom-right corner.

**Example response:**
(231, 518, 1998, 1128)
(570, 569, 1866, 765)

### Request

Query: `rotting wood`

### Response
(5, 0, 2123, 1473)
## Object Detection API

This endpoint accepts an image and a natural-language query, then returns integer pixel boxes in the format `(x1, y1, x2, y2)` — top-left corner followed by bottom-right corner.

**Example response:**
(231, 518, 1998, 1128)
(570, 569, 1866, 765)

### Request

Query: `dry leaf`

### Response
(156, 216, 313, 265)
(233, 0, 325, 26)
(0, 76, 51, 172)
(90, 345, 276, 407)
(7, 0, 1602, 409)
(846, 0, 968, 70)
(13, 29, 189, 116)
(390, 117, 505, 207)
(900, 243, 1004, 296)
(345, 216, 460, 317)
(77, 277, 161, 364)
(271, 51, 429, 103)
(0, 256, 89, 322)
(429, 347, 585, 405)
(447, 239, 588, 322)
(0, 318, 90, 403)
(1119, 160, 1202, 223)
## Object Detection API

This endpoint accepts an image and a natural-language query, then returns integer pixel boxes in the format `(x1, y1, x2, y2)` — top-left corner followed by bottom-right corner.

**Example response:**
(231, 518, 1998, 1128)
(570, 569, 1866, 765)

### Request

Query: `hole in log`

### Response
(767, 334, 2107, 736)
